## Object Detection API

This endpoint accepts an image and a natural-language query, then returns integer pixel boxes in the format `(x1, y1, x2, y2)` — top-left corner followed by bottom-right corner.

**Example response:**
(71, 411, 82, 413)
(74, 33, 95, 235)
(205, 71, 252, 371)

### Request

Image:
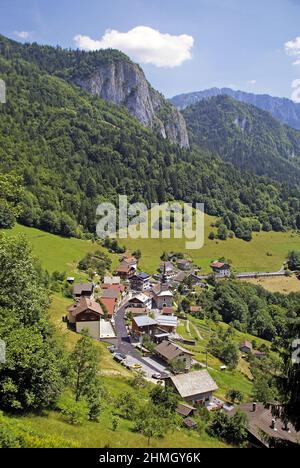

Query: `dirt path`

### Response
(192, 323, 203, 340)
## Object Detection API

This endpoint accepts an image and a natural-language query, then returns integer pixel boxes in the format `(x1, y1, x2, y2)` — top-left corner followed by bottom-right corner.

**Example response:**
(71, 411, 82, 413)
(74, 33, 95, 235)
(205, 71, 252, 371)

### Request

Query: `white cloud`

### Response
(247, 80, 257, 85)
(14, 31, 31, 39)
(74, 26, 194, 68)
(285, 36, 300, 65)
(291, 79, 300, 102)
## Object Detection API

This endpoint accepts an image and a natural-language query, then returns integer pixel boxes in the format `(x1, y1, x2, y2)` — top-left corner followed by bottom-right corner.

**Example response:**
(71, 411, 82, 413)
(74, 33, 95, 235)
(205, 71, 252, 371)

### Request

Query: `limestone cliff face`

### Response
(73, 60, 189, 148)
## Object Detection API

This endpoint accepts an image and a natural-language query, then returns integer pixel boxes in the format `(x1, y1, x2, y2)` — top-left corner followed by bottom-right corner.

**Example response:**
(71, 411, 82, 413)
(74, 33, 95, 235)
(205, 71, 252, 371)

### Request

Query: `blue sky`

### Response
(1, 0, 300, 99)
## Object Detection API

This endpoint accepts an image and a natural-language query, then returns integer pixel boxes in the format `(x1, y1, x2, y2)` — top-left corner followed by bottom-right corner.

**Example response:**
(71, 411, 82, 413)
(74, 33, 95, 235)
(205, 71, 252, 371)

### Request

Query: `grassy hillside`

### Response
(3, 224, 119, 275)
(122, 213, 300, 274)
(4, 221, 300, 277)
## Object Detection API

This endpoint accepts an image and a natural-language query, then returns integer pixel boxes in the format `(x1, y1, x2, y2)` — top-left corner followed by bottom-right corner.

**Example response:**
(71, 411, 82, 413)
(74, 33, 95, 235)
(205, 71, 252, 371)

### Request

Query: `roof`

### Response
(170, 370, 218, 398)
(102, 288, 120, 299)
(117, 262, 131, 273)
(184, 418, 198, 429)
(155, 315, 178, 328)
(130, 293, 151, 304)
(73, 283, 94, 295)
(177, 259, 191, 265)
(160, 261, 174, 270)
(210, 261, 229, 269)
(156, 289, 173, 297)
(172, 272, 186, 283)
(176, 403, 196, 417)
(240, 340, 252, 349)
(229, 403, 299, 446)
(190, 306, 202, 313)
(103, 276, 121, 285)
(127, 307, 147, 315)
(137, 272, 150, 280)
(122, 256, 137, 265)
(155, 340, 193, 361)
(133, 315, 157, 328)
(162, 307, 174, 315)
(100, 297, 116, 316)
(70, 297, 104, 317)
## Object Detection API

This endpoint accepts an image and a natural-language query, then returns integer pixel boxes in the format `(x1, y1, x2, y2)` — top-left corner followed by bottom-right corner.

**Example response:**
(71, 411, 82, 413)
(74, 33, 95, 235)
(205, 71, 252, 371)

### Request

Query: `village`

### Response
(64, 252, 298, 445)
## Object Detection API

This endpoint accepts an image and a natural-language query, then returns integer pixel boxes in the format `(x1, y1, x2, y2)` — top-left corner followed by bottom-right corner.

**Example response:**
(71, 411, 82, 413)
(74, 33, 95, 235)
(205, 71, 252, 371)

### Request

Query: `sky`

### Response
(1, 0, 300, 100)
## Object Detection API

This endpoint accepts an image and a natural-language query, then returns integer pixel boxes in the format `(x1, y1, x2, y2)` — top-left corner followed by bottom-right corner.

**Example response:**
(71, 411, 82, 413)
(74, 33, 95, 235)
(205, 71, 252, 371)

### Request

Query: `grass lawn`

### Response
(121, 213, 300, 274)
(241, 275, 300, 294)
(16, 406, 229, 448)
(3, 224, 119, 276)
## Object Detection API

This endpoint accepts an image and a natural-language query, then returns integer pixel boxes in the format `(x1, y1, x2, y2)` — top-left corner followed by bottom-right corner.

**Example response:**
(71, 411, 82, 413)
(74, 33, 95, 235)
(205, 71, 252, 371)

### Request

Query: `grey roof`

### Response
(137, 272, 150, 280)
(73, 283, 94, 295)
(170, 370, 218, 398)
(102, 288, 120, 299)
(156, 340, 193, 360)
(133, 315, 157, 327)
(155, 314, 178, 327)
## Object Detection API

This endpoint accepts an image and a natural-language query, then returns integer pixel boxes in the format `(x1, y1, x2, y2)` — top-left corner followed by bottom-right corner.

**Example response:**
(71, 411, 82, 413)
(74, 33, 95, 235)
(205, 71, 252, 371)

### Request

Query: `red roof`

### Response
(162, 307, 174, 315)
(100, 297, 116, 317)
(210, 261, 226, 269)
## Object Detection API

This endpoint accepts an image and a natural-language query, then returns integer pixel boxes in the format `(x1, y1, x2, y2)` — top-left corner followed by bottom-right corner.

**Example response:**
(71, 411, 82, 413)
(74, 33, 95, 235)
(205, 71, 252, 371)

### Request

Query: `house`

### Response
(240, 341, 253, 353)
(227, 403, 300, 448)
(176, 403, 196, 418)
(154, 314, 178, 333)
(100, 297, 117, 317)
(155, 340, 193, 370)
(68, 297, 104, 339)
(103, 276, 121, 285)
(210, 261, 231, 277)
(127, 293, 152, 310)
(73, 283, 94, 299)
(126, 307, 147, 317)
(129, 272, 151, 292)
(162, 306, 174, 316)
(172, 271, 187, 285)
(253, 351, 266, 359)
(177, 259, 192, 271)
(67, 277, 75, 284)
(189, 306, 202, 315)
(131, 315, 157, 339)
(152, 284, 174, 310)
(116, 256, 137, 279)
(183, 418, 198, 430)
(168, 370, 218, 405)
(160, 261, 175, 280)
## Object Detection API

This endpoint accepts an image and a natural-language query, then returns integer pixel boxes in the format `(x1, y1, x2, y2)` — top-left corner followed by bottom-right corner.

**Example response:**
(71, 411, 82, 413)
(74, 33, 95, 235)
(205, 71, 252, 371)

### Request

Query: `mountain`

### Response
(182, 95, 300, 185)
(171, 87, 300, 131)
(1, 35, 300, 240)
(0, 35, 189, 148)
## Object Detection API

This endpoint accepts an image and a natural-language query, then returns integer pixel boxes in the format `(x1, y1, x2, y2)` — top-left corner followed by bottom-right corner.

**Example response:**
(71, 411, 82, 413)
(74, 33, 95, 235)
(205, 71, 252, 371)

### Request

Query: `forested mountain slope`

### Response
(171, 87, 300, 131)
(0, 34, 189, 148)
(183, 95, 300, 185)
(1, 41, 300, 239)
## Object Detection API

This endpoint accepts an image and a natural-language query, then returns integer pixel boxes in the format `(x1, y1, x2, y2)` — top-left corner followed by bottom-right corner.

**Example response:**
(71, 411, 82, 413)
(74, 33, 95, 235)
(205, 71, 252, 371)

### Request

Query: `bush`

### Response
(57, 393, 89, 425)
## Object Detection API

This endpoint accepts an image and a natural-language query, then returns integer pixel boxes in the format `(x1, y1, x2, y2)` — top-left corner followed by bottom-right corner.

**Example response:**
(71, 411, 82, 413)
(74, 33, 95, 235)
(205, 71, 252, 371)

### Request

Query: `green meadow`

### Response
(3, 224, 119, 276)
(121, 213, 300, 274)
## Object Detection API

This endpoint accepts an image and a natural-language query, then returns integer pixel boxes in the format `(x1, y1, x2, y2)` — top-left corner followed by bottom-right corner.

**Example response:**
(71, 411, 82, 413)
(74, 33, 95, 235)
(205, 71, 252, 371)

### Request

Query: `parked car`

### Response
(113, 353, 125, 363)
(107, 346, 116, 353)
(152, 373, 162, 379)
(131, 363, 142, 370)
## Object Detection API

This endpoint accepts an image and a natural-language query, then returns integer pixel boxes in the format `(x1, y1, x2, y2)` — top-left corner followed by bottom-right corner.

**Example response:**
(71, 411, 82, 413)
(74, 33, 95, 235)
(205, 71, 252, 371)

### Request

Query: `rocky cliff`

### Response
(73, 60, 189, 148)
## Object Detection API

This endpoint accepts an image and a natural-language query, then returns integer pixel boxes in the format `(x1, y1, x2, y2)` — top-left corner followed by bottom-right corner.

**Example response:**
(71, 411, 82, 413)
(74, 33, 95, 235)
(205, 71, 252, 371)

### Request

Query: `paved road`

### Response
(114, 304, 163, 375)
